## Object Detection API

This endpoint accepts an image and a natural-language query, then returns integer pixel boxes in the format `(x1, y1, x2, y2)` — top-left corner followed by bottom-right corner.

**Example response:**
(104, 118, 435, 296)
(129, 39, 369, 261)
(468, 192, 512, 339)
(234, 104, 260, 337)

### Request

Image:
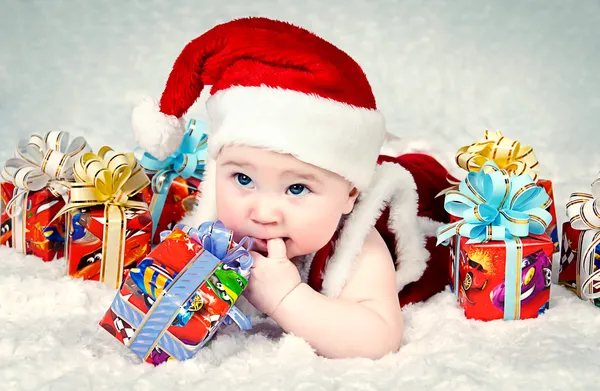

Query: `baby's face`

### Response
(215, 145, 358, 258)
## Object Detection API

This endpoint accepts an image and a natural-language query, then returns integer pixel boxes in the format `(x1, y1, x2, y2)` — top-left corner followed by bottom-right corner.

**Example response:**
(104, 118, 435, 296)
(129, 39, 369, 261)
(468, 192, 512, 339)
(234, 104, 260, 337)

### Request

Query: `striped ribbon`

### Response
(456, 130, 540, 181)
(124, 221, 253, 362)
(1, 131, 91, 252)
(136, 119, 207, 238)
(53, 146, 150, 288)
(565, 174, 600, 300)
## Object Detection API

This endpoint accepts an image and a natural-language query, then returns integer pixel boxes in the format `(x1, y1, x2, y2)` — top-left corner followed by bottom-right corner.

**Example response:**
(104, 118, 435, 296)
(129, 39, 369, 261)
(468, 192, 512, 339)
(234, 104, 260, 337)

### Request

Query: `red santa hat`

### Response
(132, 17, 431, 298)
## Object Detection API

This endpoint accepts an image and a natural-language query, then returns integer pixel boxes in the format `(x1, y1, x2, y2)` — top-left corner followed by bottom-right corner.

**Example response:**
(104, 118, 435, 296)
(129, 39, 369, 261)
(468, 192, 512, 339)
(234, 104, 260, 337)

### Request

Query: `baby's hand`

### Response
(243, 238, 302, 316)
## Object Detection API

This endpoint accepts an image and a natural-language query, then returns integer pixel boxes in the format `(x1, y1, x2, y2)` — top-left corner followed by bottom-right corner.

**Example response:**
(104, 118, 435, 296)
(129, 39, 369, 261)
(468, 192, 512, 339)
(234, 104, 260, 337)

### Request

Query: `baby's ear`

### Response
(343, 187, 359, 215)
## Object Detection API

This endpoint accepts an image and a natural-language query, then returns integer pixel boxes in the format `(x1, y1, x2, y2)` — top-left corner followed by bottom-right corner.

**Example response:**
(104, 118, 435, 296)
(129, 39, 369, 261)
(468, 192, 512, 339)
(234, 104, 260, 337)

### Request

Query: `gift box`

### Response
(454, 130, 559, 254)
(449, 234, 554, 321)
(64, 206, 152, 283)
(99, 221, 253, 365)
(557, 176, 600, 305)
(136, 118, 207, 243)
(438, 161, 554, 321)
(0, 131, 91, 261)
(56, 146, 152, 288)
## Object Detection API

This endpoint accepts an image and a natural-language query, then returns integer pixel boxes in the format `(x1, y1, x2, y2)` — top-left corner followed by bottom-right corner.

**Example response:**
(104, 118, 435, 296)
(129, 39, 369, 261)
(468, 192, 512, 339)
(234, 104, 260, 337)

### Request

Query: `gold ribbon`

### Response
(455, 130, 540, 182)
(55, 146, 150, 289)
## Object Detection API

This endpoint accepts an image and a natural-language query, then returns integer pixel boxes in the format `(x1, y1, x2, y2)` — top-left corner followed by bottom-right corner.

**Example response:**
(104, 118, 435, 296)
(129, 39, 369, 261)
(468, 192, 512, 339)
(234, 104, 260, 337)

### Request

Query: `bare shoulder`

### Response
(339, 227, 398, 302)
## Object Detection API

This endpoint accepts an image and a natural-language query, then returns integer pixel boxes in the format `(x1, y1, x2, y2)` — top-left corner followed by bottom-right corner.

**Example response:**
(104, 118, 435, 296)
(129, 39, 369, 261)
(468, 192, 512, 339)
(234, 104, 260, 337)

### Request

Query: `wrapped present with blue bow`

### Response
(0, 131, 91, 261)
(135, 119, 207, 243)
(437, 161, 555, 321)
(558, 173, 600, 307)
(453, 130, 559, 254)
(99, 221, 253, 366)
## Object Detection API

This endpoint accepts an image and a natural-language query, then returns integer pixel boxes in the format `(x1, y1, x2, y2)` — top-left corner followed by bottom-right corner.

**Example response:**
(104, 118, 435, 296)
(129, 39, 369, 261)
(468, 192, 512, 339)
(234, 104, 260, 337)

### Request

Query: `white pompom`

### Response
(131, 96, 186, 161)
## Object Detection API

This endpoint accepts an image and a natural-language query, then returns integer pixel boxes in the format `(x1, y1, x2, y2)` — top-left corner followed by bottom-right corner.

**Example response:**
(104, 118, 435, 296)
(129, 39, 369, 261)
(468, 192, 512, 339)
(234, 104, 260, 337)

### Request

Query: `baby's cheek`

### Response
(216, 187, 244, 231)
(292, 209, 340, 255)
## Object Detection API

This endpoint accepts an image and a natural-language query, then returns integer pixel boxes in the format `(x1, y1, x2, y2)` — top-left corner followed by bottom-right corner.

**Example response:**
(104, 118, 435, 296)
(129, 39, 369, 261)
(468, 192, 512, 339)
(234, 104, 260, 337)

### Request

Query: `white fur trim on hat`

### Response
(320, 162, 431, 297)
(205, 86, 386, 191)
(131, 96, 187, 161)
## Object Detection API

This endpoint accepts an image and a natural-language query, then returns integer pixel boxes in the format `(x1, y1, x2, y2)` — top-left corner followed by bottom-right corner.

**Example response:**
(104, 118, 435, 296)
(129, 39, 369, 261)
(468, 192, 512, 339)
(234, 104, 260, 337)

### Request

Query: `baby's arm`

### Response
(270, 228, 404, 359)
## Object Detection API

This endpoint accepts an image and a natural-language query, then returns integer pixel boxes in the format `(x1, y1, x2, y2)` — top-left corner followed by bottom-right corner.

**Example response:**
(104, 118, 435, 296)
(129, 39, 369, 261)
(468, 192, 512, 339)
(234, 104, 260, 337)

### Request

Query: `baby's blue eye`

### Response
(287, 184, 310, 196)
(234, 173, 254, 188)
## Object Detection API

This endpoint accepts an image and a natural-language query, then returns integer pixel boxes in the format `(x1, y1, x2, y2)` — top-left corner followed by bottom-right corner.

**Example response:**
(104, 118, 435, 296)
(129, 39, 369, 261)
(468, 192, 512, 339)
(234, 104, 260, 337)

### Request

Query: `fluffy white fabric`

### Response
(1, 250, 598, 390)
(2, 0, 599, 389)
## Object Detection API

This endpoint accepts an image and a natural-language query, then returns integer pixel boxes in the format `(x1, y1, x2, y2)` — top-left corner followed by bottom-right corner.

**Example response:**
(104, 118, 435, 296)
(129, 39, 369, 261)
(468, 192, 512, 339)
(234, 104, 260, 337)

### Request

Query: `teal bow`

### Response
(136, 119, 208, 238)
(436, 161, 552, 320)
(437, 161, 552, 245)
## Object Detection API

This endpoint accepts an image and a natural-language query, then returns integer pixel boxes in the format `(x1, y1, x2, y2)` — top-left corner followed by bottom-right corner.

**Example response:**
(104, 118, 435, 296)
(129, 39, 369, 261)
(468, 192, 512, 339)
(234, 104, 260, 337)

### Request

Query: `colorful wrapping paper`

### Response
(0, 131, 91, 261)
(437, 161, 554, 320)
(54, 146, 151, 288)
(99, 221, 253, 365)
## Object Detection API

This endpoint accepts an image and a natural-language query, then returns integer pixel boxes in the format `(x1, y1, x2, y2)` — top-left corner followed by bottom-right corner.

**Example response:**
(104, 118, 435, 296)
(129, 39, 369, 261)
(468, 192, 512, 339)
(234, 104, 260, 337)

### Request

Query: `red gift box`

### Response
(65, 206, 152, 283)
(138, 175, 201, 243)
(99, 226, 250, 365)
(558, 222, 600, 307)
(449, 234, 554, 321)
(0, 183, 66, 262)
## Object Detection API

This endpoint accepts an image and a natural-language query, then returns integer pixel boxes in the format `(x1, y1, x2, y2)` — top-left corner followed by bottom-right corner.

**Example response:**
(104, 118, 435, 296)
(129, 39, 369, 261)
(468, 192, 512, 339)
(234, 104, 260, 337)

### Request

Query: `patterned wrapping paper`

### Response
(437, 161, 554, 321)
(0, 131, 91, 261)
(99, 222, 253, 366)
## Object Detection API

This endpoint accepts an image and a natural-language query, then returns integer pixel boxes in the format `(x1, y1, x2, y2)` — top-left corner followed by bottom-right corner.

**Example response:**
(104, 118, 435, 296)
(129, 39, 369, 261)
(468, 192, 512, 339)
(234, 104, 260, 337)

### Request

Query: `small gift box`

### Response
(454, 130, 559, 254)
(0, 131, 91, 261)
(55, 146, 152, 288)
(136, 119, 207, 243)
(558, 175, 600, 306)
(438, 161, 554, 321)
(98, 221, 253, 366)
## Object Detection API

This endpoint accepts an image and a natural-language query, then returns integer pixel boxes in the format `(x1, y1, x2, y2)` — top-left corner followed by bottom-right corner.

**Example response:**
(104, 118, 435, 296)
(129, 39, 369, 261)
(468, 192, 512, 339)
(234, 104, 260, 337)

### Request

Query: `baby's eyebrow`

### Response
(220, 160, 255, 169)
(281, 170, 323, 184)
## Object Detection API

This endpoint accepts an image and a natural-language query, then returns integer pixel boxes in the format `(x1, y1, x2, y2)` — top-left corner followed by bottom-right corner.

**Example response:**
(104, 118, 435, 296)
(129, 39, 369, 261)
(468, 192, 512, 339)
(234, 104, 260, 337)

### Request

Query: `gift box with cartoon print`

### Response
(0, 185, 67, 261)
(0, 131, 91, 261)
(56, 146, 152, 288)
(65, 206, 152, 283)
(99, 222, 253, 366)
(450, 234, 554, 321)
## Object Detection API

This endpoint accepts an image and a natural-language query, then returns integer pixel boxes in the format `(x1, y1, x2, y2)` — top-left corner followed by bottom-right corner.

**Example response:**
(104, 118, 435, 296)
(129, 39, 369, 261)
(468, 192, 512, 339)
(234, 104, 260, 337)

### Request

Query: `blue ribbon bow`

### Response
(437, 161, 552, 245)
(136, 119, 208, 238)
(436, 161, 552, 320)
(115, 220, 253, 363)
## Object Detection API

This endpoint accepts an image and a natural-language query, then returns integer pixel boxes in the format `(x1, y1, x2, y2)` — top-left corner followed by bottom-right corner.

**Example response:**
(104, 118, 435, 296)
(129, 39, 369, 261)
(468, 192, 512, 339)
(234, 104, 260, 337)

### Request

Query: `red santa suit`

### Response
(130, 17, 455, 307)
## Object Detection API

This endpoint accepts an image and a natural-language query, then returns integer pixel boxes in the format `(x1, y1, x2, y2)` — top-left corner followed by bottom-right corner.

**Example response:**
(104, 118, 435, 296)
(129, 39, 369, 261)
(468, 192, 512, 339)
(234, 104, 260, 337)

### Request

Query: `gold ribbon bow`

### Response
(1, 131, 91, 252)
(55, 146, 150, 289)
(455, 130, 540, 182)
(566, 174, 600, 300)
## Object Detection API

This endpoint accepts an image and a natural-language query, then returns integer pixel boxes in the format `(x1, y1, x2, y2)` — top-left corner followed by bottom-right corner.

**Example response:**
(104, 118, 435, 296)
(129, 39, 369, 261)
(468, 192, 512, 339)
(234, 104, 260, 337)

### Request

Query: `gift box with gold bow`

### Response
(99, 221, 253, 366)
(558, 175, 600, 307)
(438, 162, 555, 321)
(54, 146, 153, 288)
(453, 130, 559, 254)
(135, 119, 207, 243)
(0, 131, 91, 261)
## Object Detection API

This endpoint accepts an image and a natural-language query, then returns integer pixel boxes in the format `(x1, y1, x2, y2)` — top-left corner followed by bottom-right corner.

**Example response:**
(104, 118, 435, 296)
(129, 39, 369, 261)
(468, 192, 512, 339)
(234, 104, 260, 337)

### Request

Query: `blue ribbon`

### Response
(136, 119, 208, 238)
(437, 161, 552, 320)
(125, 220, 253, 362)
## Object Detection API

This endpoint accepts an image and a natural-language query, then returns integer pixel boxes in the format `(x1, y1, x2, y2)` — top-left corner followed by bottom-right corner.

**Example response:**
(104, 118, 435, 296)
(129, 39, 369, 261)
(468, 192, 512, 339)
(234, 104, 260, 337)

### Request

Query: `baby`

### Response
(132, 17, 452, 359)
